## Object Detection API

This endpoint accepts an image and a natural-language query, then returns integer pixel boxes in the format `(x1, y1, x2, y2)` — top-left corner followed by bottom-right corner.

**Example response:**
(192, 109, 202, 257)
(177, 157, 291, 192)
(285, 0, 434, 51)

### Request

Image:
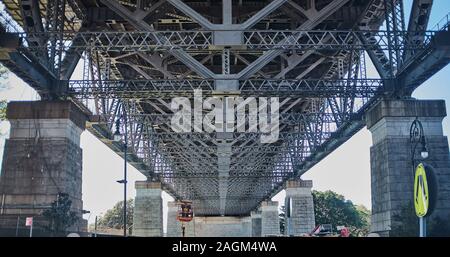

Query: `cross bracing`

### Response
(65, 79, 384, 98)
(0, 0, 449, 216)
(5, 29, 440, 52)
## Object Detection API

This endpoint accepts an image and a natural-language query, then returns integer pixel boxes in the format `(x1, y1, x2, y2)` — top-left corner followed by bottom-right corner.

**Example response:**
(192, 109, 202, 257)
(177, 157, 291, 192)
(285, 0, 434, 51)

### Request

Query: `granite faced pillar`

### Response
(261, 201, 280, 236)
(250, 210, 262, 237)
(285, 180, 315, 236)
(167, 201, 194, 237)
(0, 101, 88, 236)
(133, 181, 163, 237)
(366, 99, 450, 236)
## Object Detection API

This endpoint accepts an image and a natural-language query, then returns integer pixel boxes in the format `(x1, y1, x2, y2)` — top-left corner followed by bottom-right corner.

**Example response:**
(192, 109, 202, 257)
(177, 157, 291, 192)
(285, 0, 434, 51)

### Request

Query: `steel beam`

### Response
(240, 0, 288, 30)
(166, 0, 215, 30)
(237, 0, 351, 79)
(404, 0, 434, 61)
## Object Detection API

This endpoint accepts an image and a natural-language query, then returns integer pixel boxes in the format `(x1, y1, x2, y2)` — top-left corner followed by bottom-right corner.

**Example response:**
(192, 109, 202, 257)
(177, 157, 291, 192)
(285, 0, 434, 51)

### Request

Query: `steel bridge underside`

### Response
(0, 0, 449, 216)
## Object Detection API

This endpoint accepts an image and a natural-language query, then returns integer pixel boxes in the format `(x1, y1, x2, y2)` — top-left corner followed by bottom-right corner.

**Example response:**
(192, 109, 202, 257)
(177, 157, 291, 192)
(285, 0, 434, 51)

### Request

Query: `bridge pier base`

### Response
(0, 101, 88, 236)
(251, 210, 262, 237)
(133, 181, 163, 237)
(366, 99, 450, 237)
(284, 180, 315, 236)
(167, 201, 194, 237)
(261, 201, 280, 236)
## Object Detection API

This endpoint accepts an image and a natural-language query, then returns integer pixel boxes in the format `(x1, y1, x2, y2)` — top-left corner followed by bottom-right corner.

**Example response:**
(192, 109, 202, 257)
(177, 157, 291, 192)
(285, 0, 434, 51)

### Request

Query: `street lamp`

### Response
(410, 117, 428, 165)
(420, 144, 429, 160)
(114, 119, 122, 142)
(114, 113, 128, 237)
(409, 117, 428, 237)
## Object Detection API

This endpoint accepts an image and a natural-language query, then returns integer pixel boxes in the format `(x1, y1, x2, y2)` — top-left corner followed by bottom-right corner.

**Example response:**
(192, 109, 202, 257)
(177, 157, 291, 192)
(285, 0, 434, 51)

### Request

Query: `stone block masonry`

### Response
(167, 201, 194, 237)
(366, 99, 450, 236)
(261, 201, 280, 236)
(0, 101, 88, 236)
(167, 201, 252, 237)
(133, 181, 163, 237)
(251, 210, 262, 237)
(285, 180, 315, 235)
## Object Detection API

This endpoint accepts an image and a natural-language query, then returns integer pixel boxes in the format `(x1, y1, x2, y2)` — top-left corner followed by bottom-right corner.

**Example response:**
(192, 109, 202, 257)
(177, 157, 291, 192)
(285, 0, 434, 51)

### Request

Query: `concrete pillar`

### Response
(0, 101, 88, 236)
(366, 99, 450, 236)
(285, 180, 315, 236)
(251, 210, 262, 237)
(133, 181, 163, 237)
(261, 201, 280, 236)
(167, 201, 194, 237)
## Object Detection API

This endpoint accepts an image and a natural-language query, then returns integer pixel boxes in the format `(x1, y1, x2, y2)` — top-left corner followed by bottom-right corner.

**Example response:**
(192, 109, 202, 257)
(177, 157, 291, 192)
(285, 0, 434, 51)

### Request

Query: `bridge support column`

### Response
(366, 99, 450, 236)
(133, 181, 163, 237)
(0, 101, 88, 236)
(261, 201, 280, 236)
(241, 217, 252, 237)
(167, 201, 194, 237)
(284, 180, 315, 236)
(251, 210, 262, 237)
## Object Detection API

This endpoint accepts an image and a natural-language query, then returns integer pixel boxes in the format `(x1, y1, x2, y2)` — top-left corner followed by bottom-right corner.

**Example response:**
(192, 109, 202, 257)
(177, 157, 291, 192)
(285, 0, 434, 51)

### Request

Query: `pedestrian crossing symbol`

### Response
(414, 163, 429, 217)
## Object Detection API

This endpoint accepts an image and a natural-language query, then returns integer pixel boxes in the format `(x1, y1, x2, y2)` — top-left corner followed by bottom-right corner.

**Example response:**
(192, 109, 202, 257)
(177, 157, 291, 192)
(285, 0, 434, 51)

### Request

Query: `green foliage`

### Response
(42, 193, 79, 234)
(354, 204, 371, 236)
(312, 190, 371, 236)
(0, 64, 9, 121)
(0, 100, 6, 121)
(97, 199, 134, 230)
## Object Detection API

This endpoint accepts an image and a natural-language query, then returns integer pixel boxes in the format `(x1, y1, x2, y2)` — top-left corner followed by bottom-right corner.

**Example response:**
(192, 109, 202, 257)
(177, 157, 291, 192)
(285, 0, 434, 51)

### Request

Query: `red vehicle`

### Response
(177, 201, 193, 222)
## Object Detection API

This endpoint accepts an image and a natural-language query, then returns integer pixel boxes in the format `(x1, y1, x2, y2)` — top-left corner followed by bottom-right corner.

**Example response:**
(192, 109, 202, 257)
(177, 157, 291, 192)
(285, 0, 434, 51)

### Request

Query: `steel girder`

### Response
(5, 30, 440, 53)
(1, 0, 449, 216)
(64, 78, 384, 98)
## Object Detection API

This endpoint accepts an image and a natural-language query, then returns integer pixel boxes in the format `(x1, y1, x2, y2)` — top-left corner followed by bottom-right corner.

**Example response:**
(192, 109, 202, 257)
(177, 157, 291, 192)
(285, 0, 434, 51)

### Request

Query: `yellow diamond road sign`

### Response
(414, 163, 429, 217)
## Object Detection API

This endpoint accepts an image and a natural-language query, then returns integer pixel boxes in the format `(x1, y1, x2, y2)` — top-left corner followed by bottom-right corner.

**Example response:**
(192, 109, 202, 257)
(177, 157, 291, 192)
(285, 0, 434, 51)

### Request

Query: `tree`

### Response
(0, 64, 9, 121)
(97, 199, 134, 233)
(42, 193, 79, 235)
(0, 100, 6, 121)
(354, 205, 371, 236)
(312, 190, 370, 236)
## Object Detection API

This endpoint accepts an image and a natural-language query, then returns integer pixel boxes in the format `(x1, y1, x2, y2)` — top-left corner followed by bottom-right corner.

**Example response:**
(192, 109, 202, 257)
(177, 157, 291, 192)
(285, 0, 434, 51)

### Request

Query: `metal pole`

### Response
(29, 221, 33, 238)
(419, 217, 427, 237)
(419, 217, 423, 237)
(410, 118, 427, 238)
(123, 113, 128, 237)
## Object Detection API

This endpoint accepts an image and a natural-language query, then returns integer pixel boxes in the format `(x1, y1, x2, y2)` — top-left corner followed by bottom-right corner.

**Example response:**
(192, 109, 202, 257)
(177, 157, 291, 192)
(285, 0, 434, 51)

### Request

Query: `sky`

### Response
(0, 0, 449, 233)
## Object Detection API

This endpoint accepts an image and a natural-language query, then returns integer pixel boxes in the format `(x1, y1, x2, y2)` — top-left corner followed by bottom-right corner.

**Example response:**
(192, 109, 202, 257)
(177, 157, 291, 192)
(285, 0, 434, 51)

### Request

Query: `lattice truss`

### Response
(0, 0, 448, 216)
